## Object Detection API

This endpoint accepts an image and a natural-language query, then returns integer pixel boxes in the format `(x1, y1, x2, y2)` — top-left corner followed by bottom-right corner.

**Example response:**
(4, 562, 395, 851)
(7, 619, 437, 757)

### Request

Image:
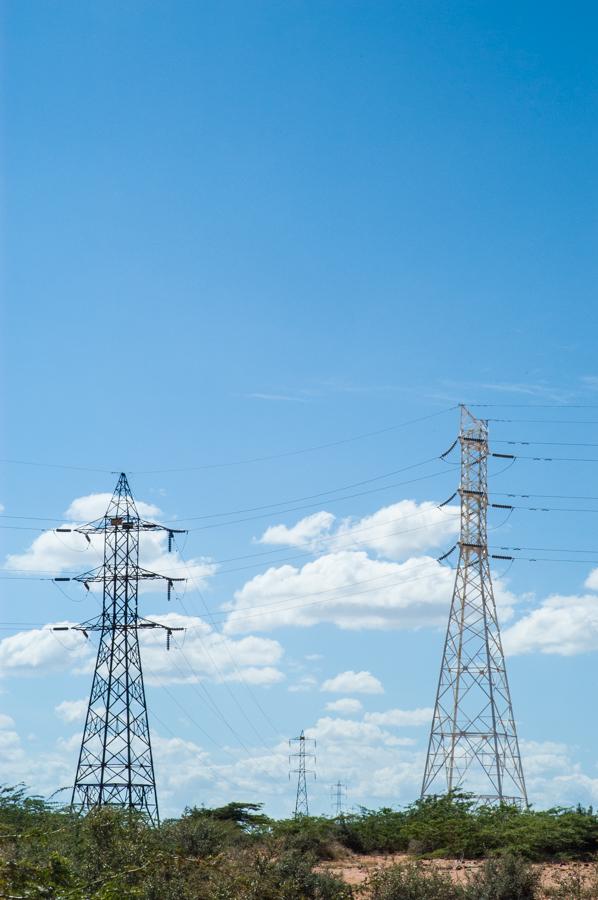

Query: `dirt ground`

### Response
(319, 851, 598, 893)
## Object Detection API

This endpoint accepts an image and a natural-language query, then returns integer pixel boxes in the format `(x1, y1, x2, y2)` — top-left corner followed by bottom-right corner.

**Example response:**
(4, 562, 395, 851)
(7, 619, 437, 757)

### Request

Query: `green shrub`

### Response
(272, 816, 341, 860)
(464, 854, 539, 900)
(366, 862, 464, 900)
(544, 866, 598, 899)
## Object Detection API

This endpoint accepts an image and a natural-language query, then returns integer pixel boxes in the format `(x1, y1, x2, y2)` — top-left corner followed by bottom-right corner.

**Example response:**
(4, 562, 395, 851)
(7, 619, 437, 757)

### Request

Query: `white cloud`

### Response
(325, 698, 363, 715)
(0, 613, 285, 688)
(260, 512, 335, 548)
(364, 707, 433, 727)
(223, 666, 284, 686)
(224, 550, 458, 633)
(584, 567, 598, 591)
(138, 612, 284, 687)
(0, 624, 92, 677)
(55, 699, 88, 723)
(4, 492, 216, 591)
(321, 670, 383, 695)
(258, 500, 459, 560)
(307, 715, 396, 746)
(288, 675, 318, 693)
(332, 501, 459, 559)
(503, 594, 598, 656)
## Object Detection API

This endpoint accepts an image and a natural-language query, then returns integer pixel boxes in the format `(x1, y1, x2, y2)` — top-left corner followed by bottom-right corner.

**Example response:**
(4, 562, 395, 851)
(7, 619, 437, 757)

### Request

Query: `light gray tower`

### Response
(421, 406, 527, 805)
(289, 730, 316, 817)
(330, 781, 347, 816)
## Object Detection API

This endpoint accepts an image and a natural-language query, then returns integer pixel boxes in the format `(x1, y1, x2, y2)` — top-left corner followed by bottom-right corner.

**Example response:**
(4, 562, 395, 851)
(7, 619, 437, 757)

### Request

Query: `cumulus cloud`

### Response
(503, 594, 598, 656)
(325, 698, 363, 715)
(288, 675, 318, 693)
(0, 613, 285, 687)
(0, 624, 92, 677)
(55, 699, 88, 723)
(321, 670, 383, 695)
(585, 568, 598, 591)
(139, 612, 284, 687)
(260, 512, 335, 549)
(259, 501, 459, 560)
(364, 707, 433, 727)
(224, 550, 458, 633)
(4, 492, 215, 589)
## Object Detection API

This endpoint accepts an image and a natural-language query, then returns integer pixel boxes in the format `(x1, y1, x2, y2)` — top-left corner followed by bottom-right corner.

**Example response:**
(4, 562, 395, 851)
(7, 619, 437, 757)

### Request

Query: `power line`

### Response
(184, 469, 455, 532)
(494, 440, 598, 449)
(0, 561, 454, 634)
(470, 403, 598, 409)
(0, 455, 446, 525)
(130, 407, 458, 473)
(0, 466, 456, 536)
(172, 602, 273, 751)
(193, 561, 454, 627)
(493, 492, 598, 502)
(491, 544, 598, 555)
(171, 536, 282, 738)
(508, 454, 598, 464)
(488, 418, 598, 425)
(0, 506, 460, 581)
(0, 406, 457, 477)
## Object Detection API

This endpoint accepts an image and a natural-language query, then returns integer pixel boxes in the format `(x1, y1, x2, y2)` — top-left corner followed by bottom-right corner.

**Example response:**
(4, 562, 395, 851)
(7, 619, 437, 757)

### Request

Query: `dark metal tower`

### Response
(289, 730, 316, 817)
(421, 407, 527, 805)
(53, 473, 185, 824)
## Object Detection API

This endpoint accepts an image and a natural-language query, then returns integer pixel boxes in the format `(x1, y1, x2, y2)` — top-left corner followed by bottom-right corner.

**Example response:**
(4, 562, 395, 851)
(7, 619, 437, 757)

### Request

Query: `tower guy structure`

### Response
(289, 730, 316, 817)
(53, 473, 185, 824)
(421, 406, 527, 805)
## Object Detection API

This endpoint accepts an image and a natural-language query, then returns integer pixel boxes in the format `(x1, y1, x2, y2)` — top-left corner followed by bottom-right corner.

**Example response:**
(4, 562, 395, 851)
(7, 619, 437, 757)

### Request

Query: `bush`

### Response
(464, 854, 539, 900)
(272, 816, 342, 860)
(366, 862, 464, 900)
(544, 866, 598, 899)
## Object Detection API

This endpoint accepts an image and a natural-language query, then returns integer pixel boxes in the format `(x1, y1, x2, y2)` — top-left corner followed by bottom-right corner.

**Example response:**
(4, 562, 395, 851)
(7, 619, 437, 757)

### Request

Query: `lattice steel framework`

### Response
(330, 781, 347, 816)
(421, 407, 527, 805)
(54, 473, 185, 825)
(289, 730, 316, 817)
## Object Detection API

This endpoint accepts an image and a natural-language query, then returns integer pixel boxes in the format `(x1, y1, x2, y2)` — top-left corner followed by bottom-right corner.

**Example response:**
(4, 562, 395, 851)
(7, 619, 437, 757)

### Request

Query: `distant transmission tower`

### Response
(330, 781, 347, 816)
(53, 473, 185, 824)
(289, 729, 316, 817)
(421, 406, 527, 806)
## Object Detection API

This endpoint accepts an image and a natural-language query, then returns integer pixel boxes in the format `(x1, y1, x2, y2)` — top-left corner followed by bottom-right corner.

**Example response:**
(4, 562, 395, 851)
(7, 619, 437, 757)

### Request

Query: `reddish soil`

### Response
(319, 852, 598, 895)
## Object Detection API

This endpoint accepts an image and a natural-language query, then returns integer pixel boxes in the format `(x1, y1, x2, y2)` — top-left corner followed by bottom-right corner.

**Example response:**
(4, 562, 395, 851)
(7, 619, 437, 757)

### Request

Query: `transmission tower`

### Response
(330, 781, 347, 816)
(53, 473, 186, 824)
(421, 406, 527, 806)
(289, 729, 316, 817)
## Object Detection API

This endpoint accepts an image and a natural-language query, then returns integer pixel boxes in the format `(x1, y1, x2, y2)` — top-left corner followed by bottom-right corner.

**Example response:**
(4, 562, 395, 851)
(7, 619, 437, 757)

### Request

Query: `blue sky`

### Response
(1, 0, 598, 817)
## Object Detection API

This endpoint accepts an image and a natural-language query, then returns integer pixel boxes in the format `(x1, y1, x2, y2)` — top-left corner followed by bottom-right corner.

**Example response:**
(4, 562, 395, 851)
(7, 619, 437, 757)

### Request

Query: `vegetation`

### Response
(4, 787, 598, 897)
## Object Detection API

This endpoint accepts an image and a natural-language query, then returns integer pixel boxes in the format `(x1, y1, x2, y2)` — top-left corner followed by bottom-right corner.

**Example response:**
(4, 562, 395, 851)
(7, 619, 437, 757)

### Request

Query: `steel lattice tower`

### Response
(54, 473, 185, 824)
(330, 781, 347, 816)
(289, 730, 316, 817)
(421, 407, 527, 805)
